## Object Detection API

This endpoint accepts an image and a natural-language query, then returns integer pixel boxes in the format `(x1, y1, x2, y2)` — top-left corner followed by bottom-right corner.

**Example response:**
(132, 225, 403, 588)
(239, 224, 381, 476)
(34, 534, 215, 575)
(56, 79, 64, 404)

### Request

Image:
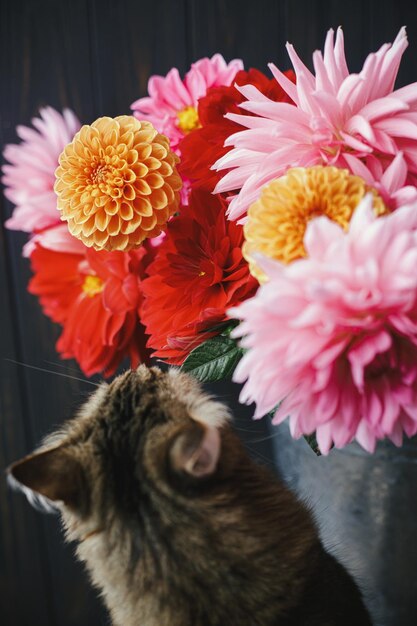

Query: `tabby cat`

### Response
(9, 365, 372, 625)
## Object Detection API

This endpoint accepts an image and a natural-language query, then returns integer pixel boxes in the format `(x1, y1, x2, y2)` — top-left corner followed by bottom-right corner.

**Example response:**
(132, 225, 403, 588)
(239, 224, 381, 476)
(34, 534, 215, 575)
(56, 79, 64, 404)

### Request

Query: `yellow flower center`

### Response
(91, 164, 111, 184)
(82, 275, 104, 297)
(177, 106, 200, 133)
(243, 166, 388, 283)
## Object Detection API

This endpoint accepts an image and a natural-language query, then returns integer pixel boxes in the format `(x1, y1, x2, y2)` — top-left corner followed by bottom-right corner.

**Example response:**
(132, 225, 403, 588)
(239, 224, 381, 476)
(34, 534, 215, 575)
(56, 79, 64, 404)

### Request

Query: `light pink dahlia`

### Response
(131, 54, 243, 150)
(215, 28, 417, 221)
(23, 223, 87, 257)
(3, 107, 81, 238)
(230, 195, 417, 454)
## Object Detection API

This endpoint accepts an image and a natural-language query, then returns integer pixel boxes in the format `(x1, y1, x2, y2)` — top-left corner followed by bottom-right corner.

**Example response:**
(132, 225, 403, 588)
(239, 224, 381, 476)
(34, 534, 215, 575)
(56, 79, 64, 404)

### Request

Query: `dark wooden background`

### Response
(2, 1, 417, 624)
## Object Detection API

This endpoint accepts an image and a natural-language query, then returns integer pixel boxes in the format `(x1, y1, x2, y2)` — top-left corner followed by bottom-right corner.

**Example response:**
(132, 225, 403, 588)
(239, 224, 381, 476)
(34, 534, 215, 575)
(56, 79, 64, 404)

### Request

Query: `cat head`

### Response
(8, 366, 233, 542)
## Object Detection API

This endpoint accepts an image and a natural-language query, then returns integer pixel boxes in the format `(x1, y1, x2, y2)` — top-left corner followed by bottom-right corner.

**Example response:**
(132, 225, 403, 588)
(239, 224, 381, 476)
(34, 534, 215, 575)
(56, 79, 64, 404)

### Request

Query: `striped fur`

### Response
(10, 366, 372, 625)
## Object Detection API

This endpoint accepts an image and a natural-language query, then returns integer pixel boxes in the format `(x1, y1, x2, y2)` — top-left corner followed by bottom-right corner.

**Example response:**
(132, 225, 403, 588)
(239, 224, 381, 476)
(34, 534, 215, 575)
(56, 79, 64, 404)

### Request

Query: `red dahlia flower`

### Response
(178, 68, 295, 192)
(28, 238, 152, 377)
(140, 189, 258, 365)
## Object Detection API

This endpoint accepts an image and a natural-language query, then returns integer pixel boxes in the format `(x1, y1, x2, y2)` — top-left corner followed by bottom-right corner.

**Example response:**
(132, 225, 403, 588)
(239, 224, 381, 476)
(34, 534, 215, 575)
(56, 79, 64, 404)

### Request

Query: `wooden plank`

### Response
(0, 0, 61, 621)
(186, 0, 288, 71)
(368, 0, 417, 86)
(0, 0, 107, 624)
(282, 0, 372, 73)
(0, 224, 54, 626)
(89, 0, 189, 116)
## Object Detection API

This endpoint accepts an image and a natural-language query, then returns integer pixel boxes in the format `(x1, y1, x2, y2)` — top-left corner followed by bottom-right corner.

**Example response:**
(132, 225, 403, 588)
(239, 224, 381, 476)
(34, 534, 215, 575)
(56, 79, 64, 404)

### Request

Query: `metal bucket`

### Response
(271, 424, 417, 626)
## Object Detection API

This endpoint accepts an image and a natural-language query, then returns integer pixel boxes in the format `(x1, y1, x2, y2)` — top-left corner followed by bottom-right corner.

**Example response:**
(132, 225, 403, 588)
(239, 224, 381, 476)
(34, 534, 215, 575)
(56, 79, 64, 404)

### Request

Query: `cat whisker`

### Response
(4, 358, 99, 386)
(245, 430, 282, 445)
(44, 359, 95, 376)
(232, 425, 263, 434)
(245, 445, 277, 468)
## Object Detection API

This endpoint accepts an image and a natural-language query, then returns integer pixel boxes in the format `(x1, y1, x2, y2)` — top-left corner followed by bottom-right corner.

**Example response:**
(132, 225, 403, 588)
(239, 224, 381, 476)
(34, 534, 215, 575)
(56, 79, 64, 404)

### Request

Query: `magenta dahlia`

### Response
(131, 54, 243, 150)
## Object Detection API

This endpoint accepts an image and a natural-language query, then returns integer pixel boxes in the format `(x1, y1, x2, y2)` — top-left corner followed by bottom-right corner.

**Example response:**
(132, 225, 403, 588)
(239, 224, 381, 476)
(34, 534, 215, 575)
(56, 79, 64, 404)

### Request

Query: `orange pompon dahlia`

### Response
(243, 166, 388, 282)
(55, 116, 182, 252)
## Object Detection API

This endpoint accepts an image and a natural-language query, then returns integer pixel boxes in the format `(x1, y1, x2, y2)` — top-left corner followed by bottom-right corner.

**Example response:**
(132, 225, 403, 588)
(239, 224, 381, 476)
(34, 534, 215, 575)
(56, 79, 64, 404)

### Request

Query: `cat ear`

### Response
(170, 421, 221, 478)
(9, 445, 87, 511)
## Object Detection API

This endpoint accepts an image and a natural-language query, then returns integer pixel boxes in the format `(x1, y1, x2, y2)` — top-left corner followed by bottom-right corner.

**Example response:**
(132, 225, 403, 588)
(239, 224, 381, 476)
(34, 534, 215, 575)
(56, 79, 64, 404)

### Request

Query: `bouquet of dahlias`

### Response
(5, 29, 417, 455)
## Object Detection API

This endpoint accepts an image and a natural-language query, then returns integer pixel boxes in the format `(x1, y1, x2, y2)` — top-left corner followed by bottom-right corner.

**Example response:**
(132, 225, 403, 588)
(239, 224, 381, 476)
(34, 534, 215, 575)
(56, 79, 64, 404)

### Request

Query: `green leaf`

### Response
(180, 335, 244, 383)
(220, 320, 240, 337)
(197, 319, 239, 337)
(303, 432, 322, 456)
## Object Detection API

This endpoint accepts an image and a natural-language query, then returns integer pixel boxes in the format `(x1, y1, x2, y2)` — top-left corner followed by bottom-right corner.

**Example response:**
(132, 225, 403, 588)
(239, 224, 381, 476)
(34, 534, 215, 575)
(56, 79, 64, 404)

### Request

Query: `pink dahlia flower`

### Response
(215, 28, 417, 221)
(23, 223, 87, 258)
(131, 54, 243, 150)
(3, 107, 81, 237)
(231, 195, 417, 454)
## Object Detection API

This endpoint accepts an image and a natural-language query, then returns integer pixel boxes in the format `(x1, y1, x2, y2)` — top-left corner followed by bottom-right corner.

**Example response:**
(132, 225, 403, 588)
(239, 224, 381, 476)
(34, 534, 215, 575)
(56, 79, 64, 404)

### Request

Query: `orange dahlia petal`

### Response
(121, 218, 141, 235)
(146, 173, 164, 189)
(55, 115, 181, 251)
(145, 157, 163, 171)
(140, 214, 158, 231)
(133, 197, 153, 216)
(95, 211, 111, 231)
(135, 179, 152, 195)
(120, 202, 134, 220)
(151, 189, 168, 210)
